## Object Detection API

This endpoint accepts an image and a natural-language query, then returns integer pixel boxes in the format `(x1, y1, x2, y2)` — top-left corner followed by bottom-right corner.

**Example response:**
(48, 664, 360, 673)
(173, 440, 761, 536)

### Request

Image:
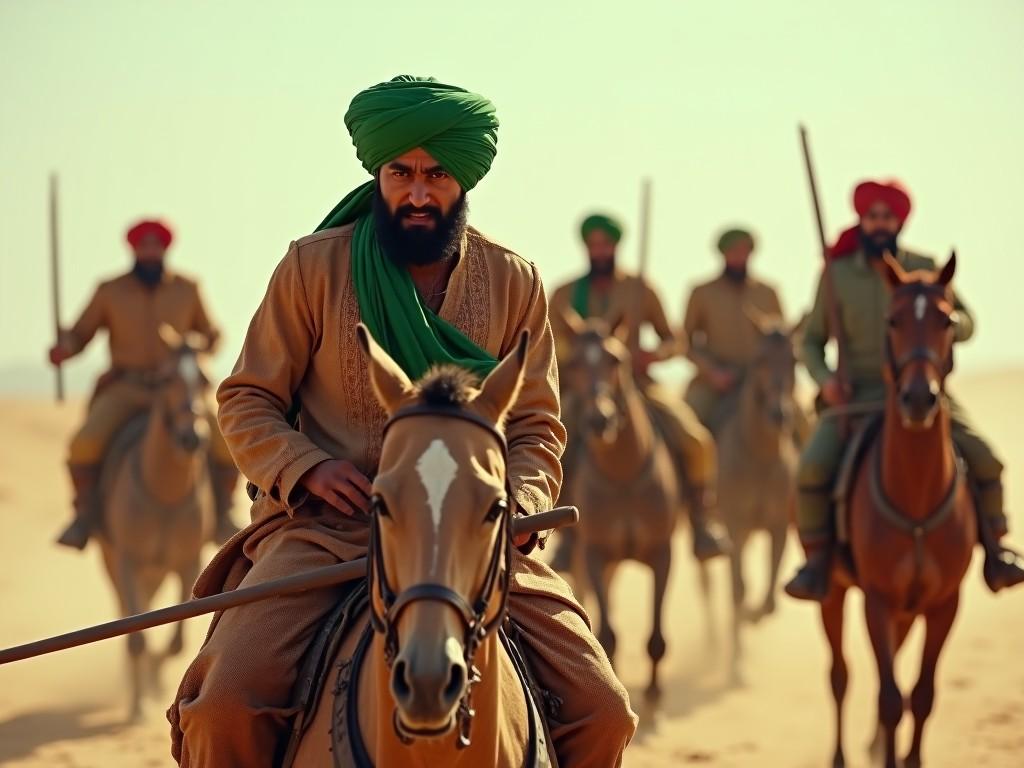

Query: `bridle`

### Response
(884, 284, 954, 385)
(367, 402, 513, 748)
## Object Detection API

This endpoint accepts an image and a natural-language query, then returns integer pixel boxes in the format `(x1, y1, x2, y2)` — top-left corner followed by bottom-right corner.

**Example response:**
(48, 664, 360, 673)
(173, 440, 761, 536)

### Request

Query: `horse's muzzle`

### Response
(390, 638, 467, 735)
(899, 377, 941, 429)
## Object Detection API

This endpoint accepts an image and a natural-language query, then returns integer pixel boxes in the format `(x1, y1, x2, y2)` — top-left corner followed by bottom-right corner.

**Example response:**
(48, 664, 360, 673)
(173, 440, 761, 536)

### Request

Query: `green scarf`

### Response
(571, 274, 591, 319)
(316, 76, 500, 380)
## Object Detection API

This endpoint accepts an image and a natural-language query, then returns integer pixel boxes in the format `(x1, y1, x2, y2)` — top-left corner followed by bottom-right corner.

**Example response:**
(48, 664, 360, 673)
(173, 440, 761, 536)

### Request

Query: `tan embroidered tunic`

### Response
(65, 270, 220, 371)
(216, 223, 565, 518)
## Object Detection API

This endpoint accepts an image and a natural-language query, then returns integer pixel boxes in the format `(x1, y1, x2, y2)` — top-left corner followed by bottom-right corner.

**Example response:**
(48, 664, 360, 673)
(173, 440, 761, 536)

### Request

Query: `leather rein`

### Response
(367, 402, 513, 749)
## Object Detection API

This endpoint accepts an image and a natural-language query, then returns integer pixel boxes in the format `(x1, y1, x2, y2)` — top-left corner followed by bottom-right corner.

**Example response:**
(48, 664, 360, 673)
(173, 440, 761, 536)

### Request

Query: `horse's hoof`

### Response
(903, 754, 921, 768)
(831, 752, 845, 768)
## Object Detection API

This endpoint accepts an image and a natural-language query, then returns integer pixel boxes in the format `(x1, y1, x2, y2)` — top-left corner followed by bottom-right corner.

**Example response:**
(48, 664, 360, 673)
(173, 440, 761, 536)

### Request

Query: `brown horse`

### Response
(557, 313, 676, 700)
(99, 326, 215, 719)
(290, 326, 553, 767)
(716, 315, 799, 673)
(821, 253, 974, 768)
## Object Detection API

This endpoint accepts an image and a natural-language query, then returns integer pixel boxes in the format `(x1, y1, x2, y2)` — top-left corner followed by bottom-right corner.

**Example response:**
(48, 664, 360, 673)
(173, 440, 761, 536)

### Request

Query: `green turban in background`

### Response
(315, 76, 501, 380)
(580, 213, 624, 243)
(716, 228, 755, 254)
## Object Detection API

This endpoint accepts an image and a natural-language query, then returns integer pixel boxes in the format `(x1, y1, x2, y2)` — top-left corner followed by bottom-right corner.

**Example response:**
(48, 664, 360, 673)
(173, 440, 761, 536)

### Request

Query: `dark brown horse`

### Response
(821, 253, 975, 768)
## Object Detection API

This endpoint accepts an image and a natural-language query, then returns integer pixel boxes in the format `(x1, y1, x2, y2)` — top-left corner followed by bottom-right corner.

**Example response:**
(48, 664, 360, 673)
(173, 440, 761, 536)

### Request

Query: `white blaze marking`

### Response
(416, 439, 458, 571)
(914, 294, 928, 321)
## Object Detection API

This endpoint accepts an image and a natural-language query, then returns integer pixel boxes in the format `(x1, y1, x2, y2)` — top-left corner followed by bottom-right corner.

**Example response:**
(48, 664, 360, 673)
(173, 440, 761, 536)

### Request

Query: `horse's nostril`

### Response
(392, 660, 412, 703)
(442, 662, 466, 705)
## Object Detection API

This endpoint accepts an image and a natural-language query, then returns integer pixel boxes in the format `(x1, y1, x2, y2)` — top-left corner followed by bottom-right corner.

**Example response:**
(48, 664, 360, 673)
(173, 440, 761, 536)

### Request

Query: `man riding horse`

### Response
(785, 179, 1024, 600)
(49, 220, 240, 550)
(682, 228, 786, 434)
(549, 214, 729, 562)
(168, 76, 637, 767)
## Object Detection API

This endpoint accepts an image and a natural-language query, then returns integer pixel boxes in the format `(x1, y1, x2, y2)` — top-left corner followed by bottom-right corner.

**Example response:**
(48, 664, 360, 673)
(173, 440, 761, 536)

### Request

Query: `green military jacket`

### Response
(802, 248, 974, 402)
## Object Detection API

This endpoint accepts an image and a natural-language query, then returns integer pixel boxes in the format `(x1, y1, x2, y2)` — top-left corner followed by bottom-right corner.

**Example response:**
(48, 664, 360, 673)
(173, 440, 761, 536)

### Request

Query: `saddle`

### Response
(280, 582, 558, 768)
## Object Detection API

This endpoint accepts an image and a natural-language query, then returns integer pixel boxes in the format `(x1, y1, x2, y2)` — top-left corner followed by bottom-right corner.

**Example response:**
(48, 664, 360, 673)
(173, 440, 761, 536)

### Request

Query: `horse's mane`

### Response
(415, 365, 479, 407)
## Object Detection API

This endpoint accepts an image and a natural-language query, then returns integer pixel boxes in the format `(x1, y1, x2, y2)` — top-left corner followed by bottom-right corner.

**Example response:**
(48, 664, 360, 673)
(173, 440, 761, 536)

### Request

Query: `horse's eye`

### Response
(372, 496, 389, 517)
(485, 498, 508, 524)
(888, 316, 899, 329)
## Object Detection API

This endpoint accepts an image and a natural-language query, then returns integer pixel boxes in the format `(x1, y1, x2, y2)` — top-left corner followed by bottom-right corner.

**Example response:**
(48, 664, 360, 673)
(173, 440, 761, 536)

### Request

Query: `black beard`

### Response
(588, 259, 616, 278)
(132, 261, 164, 287)
(373, 187, 467, 268)
(859, 228, 900, 259)
(723, 265, 748, 283)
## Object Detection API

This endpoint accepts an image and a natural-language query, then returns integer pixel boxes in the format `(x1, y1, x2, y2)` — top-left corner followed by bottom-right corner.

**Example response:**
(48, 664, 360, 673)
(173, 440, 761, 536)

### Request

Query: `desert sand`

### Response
(1, 371, 1022, 767)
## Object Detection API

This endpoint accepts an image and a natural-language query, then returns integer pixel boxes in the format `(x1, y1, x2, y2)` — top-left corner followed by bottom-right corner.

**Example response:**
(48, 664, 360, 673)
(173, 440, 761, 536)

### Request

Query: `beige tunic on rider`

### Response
(168, 223, 637, 767)
(63, 270, 232, 467)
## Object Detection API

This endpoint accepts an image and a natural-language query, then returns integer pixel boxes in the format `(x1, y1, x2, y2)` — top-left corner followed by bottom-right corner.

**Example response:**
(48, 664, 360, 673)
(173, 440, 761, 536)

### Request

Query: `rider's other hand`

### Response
(821, 375, 848, 407)
(299, 459, 372, 516)
(49, 345, 71, 366)
(709, 366, 737, 393)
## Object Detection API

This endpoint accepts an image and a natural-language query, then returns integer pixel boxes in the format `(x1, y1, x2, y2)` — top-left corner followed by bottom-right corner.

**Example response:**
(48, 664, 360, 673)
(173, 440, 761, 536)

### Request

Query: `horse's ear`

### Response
(158, 323, 183, 351)
(881, 250, 908, 288)
(937, 250, 957, 287)
(183, 331, 207, 353)
(355, 323, 413, 414)
(476, 330, 529, 424)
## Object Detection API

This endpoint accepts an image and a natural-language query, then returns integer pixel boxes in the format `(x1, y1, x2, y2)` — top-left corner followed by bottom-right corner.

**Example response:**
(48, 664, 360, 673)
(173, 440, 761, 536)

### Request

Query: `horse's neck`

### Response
(736, 379, 784, 461)
(140, 404, 199, 506)
(365, 633, 510, 768)
(880, 397, 956, 519)
(587, 375, 655, 481)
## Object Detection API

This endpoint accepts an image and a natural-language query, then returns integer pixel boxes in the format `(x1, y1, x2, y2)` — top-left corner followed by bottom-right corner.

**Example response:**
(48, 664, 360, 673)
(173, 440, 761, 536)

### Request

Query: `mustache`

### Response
(394, 204, 444, 225)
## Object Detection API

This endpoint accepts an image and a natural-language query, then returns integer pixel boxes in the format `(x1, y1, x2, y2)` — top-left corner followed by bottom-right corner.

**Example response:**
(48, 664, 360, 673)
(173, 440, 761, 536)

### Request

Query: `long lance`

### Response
(0, 506, 579, 665)
(798, 126, 849, 427)
(627, 177, 653, 355)
(49, 173, 65, 402)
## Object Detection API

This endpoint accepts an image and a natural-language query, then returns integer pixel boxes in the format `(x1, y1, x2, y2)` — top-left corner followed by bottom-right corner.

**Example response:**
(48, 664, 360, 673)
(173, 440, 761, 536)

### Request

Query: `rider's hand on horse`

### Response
(299, 459, 373, 516)
(48, 344, 72, 366)
(821, 375, 848, 407)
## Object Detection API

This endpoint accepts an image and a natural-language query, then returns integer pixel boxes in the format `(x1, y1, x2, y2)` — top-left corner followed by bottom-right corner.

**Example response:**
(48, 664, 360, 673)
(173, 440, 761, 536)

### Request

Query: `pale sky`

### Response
(2, 0, 1022, 392)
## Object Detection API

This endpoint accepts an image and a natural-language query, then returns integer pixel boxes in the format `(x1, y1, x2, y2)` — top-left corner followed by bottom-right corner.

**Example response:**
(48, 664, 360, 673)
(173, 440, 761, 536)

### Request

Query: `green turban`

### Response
(580, 213, 623, 244)
(314, 76, 501, 380)
(717, 228, 755, 254)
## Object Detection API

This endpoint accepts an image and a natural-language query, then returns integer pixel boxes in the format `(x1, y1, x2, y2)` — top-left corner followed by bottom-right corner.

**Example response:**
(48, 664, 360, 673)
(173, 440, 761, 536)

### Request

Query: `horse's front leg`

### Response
(645, 539, 671, 701)
(821, 585, 848, 768)
(165, 559, 199, 660)
(117, 553, 145, 722)
(761, 513, 788, 619)
(864, 589, 902, 768)
(904, 592, 959, 768)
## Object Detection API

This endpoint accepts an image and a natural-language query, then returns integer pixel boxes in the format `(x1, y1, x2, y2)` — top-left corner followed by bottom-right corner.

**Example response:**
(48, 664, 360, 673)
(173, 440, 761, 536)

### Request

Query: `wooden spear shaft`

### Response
(798, 126, 849, 414)
(0, 506, 579, 665)
(628, 178, 652, 355)
(49, 173, 65, 402)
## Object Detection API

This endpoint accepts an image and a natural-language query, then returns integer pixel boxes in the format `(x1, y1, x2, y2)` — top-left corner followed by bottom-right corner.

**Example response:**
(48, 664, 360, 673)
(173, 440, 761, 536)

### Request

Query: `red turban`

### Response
(853, 179, 912, 222)
(829, 179, 912, 259)
(126, 220, 173, 249)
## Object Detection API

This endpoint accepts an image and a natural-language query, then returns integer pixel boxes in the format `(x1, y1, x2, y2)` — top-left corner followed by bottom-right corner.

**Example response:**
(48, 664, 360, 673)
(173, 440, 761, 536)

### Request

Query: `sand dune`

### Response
(1, 371, 1022, 767)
